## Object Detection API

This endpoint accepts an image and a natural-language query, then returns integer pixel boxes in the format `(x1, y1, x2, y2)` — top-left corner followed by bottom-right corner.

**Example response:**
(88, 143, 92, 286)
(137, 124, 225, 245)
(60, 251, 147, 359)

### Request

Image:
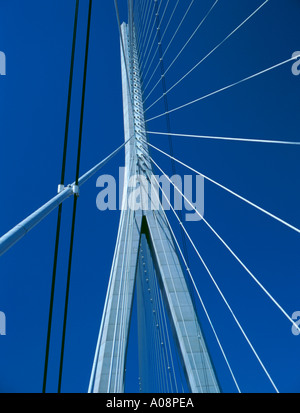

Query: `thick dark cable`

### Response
(61, 1, 80, 185)
(42, 0, 79, 393)
(57, 195, 78, 394)
(57, 0, 93, 393)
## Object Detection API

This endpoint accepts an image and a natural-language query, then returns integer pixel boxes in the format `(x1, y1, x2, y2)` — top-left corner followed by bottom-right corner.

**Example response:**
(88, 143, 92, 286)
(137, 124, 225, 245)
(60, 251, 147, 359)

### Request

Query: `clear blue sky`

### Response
(0, 0, 299, 393)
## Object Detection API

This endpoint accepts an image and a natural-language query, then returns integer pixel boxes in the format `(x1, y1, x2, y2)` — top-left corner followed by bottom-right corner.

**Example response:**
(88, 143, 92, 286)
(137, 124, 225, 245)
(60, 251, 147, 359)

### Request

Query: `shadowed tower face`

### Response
(88, 21, 220, 394)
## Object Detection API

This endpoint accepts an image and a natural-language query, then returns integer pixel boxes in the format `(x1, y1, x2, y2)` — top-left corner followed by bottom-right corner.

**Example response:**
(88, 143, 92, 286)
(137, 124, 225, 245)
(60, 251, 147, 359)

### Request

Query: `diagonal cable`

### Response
(161, 0, 219, 81)
(150, 171, 279, 393)
(149, 155, 300, 334)
(146, 168, 241, 393)
(139, 0, 164, 75)
(142, 0, 181, 91)
(151, 0, 197, 308)
(144, 0, 269, 109)
(146, 130, 300, 145)
(146, 56, 296, 122)
(140, 0, 170, 79)
(142, 139, 300, 233)
(143, 0, 194, 93)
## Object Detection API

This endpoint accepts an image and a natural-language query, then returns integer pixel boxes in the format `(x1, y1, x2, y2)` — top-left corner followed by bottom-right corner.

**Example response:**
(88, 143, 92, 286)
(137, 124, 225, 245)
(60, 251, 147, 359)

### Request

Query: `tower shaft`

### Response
(89, 23, 220, 393)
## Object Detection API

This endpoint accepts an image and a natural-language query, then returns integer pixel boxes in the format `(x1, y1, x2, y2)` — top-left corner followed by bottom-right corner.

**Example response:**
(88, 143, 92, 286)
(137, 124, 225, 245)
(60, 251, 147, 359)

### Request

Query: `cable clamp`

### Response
(57, 184, 65, 194)
(72, 184, 80, 197)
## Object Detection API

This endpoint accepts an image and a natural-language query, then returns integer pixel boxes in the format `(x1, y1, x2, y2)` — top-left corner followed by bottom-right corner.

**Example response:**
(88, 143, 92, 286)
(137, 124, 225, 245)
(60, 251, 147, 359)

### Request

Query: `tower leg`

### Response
(89, 22, 220, 393)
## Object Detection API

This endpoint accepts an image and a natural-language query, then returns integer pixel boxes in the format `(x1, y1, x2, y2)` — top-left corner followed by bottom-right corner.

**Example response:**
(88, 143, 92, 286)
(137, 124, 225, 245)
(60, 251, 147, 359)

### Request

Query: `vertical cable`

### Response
(42, 0, 79, 393)
(57, 0, 93, 393)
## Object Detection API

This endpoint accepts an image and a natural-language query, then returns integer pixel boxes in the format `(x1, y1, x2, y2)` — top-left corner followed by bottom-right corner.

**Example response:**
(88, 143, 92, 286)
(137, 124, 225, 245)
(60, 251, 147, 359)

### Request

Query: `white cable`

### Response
(159, 282, 179, 393)
(139, 1, 156, 63)
(140, 0, 170, 77)
(144, 0, 270, 110)
(149, 156, 300, 335)
(140, 0, 163, 74)
(145, 237, 167, 391)
(139, 0, 152, 49)
(146, 130, 300, 146)
(163, 0, 219, 78)
(138, 171, 205, 391)
(152, 207, 204, 392)
(148, 171, 237, 392)
(142, 0, 188, 91)
(150, 240, 172, 392)
(142, 139, 300, 234)
(139, 0, 148, 30)
(149, 170, 279, 393)
(142, 0, 181, 90)
(143, 0, 195, 95)
(134, 0, 147, 54)
(146, 56, 295, 122)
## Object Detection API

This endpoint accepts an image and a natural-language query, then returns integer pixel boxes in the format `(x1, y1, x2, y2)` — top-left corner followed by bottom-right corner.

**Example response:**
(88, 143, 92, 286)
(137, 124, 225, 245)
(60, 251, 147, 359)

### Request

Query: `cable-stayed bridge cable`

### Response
(139, 0, 164, 75)
(140, 0, 170, 78)
(42, 0, 80, 394)
(149, 171, 279, 393)
(149, 0, 197, 313)
(142, 139, 300, 233)
(146, 131, 300, 145)
(146, 56, 296, 122)
(149, 156, 300, 334)
(154, 0, 219, 85)
(57, 0, 93, 393)
(142, 0, 190, 92)
(144, 0, 270, 108)
(146, 169, 240, 393)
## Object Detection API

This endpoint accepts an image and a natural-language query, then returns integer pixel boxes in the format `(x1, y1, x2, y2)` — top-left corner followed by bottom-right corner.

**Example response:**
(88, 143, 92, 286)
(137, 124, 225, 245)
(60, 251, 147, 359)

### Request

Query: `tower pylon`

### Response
(89, 22, 220, 394)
